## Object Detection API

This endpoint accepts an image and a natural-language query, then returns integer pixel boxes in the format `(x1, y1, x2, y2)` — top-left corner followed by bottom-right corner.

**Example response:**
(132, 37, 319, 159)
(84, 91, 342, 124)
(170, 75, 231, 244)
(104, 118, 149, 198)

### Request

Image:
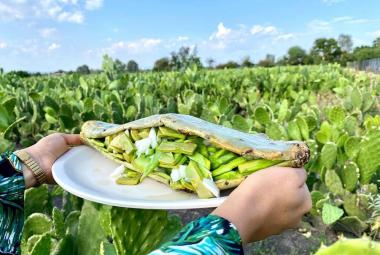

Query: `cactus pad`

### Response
(320, 142, 337, 170)
(341, 161, 359, 192)
(357, 130, 380, 184)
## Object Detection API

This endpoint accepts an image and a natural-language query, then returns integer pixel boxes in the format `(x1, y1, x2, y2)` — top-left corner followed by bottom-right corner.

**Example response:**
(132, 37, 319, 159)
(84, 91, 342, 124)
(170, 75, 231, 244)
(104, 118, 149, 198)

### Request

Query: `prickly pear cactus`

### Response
(341, 161, 359, 192)
(327, 106, 345, 127)
(335, 216, 368, 236)
(52, 208, 65, 239)
(287, 120, 302, 141)
(357, 130, 380, 184)
(315, 238, 380, 255)
(350, 87, 363, 110)
(315, 121, 332, 144)
(110, 207, 182, 255)
(29, 233, 52, 255)
(254, 105, 272, 126)
(22, 213, 52, 242)
(321, 203, 344, 225)
(265, 122, 287, 140)
(344, 116, 358, 136)
(344, 136, 361, 160)
(277, 99, 288, 122)
(296, 116, 309, 140)
(100, 241, 117, 255)
(325, 170, 345, 196)
(77, 201, 106, 255)
(320, 142, 337, 170)
(343, 193, 368, 221)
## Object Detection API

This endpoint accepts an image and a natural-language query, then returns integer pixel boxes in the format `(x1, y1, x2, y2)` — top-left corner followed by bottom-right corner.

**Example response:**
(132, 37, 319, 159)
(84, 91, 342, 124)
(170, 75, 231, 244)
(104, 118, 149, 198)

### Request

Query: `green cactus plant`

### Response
(357, 130, 380, 184)
(254, 104, 272, 126)
(350, 87, 363, 110)
(29, 233, 52, 255)
(344, 136, 361, 160)
(320, 142, 337, 170)
(325, 170, 345, 196)
(77, 201, 106, 255)
(296, 116, 309, 140)
(109, 207, 182, 255)
(315, 238, 380, 255)
(287, 120, 302, 141)
(327, 106, 345, 127)
(341, 161, 359, 192)
(322, 202, 344, 225)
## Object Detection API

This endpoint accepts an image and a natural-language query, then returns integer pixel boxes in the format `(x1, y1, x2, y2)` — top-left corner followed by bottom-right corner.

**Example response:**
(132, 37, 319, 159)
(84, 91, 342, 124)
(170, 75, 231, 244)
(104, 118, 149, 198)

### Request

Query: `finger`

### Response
(62, 134, 83, 146)
(300, 184, 312, 214)
(293, 168, 307, 187)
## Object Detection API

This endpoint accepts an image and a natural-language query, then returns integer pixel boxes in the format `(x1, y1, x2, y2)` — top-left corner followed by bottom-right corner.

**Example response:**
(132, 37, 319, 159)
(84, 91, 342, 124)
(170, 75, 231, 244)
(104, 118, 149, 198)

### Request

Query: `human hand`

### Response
(20, 133, 82, 187)
(212, 167, 311, 244)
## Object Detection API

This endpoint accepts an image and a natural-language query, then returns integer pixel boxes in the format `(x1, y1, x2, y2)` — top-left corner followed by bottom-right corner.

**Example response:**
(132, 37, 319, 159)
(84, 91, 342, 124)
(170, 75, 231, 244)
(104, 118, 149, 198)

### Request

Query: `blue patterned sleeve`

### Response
(0, 152, 25, 255)
(149, 214, 243, 255)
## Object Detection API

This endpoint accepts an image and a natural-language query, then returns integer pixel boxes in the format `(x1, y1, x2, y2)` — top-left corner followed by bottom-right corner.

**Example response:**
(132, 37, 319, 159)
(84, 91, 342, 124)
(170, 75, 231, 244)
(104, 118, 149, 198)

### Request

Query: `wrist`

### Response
(16, 148, 47, 186)
(212, 197, 262, 244)
(23, 164, 37, 188)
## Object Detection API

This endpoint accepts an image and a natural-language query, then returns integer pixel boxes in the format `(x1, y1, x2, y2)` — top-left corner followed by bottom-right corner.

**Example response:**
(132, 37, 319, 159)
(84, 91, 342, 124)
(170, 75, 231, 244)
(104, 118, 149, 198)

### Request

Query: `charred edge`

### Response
(177, 128, 188, 135)
(295, 143, 310, 167)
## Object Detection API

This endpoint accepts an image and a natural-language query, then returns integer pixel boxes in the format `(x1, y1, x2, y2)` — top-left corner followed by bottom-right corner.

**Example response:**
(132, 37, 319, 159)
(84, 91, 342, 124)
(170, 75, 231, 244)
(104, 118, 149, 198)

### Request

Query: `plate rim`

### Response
(52, 145, 227, 210)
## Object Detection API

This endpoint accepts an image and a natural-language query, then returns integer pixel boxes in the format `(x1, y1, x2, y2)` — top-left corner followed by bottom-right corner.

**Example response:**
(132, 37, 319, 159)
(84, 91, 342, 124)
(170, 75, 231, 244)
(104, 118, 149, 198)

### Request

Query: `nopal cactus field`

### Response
(0, 63, 379, 254)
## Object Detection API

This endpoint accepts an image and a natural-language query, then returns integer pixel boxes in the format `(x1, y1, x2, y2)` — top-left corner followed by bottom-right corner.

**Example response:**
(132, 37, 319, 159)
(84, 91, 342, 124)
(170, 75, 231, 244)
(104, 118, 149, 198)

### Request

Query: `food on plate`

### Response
(81, 114, 310, 198)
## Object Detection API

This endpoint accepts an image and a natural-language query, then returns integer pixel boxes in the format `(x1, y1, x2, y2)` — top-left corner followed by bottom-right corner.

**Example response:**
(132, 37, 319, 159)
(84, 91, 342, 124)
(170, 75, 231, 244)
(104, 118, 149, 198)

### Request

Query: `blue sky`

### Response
(0, 0, 380, 72)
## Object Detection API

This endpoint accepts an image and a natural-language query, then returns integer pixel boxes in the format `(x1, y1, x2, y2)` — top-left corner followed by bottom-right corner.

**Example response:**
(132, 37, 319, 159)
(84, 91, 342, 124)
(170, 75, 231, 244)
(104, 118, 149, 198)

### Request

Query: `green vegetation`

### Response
(0, 59, 379, 253)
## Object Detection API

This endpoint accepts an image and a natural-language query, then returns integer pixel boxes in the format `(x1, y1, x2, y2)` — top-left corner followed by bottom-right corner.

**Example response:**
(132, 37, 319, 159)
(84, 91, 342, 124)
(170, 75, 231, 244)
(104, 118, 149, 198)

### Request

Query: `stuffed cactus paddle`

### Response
(81, 114, 310, 199)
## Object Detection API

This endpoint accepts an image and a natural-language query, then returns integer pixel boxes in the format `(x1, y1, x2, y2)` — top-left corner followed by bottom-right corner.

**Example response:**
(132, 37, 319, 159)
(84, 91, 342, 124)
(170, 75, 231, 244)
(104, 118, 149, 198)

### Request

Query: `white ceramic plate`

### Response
(52, 145, 227, 209)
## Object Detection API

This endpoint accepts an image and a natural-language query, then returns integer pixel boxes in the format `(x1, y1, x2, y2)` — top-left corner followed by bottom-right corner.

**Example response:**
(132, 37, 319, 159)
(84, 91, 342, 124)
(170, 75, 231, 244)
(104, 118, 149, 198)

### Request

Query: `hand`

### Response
(20, 133, 82, 187)
(212, 167, 311, 244)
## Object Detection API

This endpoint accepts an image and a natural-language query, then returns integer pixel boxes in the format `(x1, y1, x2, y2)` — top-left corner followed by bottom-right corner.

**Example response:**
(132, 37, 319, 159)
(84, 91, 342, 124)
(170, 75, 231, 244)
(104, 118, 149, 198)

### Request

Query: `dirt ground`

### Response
(171, 209, 337, 255)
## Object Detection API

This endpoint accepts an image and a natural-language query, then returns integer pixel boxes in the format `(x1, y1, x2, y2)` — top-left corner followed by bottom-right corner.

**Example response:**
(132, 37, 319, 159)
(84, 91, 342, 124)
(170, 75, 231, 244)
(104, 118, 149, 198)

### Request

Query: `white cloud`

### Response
(210, 22, 232, 40)
(0, 42, 7, 49)
(48, 43, 61, 51)
(0, 2, 23, 21)
(177, 36, 189, 42)
(57, 11, 84, 23)
(275, 33, 295, 41)
(308, 19, 332, 32)
(371, 30, 380, 38)
(39, 28, 57, 38)
(0, 0, 102, 24)
(104, 38, 162, 55)
(85, 0, 103, 10)
(250, 25, 278, 36)
(332, 16, 352, 22)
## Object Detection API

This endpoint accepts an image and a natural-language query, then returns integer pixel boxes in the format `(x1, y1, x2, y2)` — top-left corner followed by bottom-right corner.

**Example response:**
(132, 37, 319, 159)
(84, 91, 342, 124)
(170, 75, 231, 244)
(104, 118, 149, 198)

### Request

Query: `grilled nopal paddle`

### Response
(80, 114, 310, 199)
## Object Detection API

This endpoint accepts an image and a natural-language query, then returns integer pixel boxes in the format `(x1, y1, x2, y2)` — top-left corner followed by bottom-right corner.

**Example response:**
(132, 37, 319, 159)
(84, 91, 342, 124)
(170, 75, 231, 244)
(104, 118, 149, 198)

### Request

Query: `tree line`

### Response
(2, 34, 380, 76)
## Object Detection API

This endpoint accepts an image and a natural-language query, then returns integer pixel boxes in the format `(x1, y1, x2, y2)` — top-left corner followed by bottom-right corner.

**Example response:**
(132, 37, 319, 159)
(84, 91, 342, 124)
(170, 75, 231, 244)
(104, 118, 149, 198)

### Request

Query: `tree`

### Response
(286, 46, 309, 65)
(153, 57, 171, 71)
(241, 56, 254, 68)
(206, 58, 215, 69)
(373, 37, 380, 48)
(169, 47, 202, 71)
(352, 46, 380, 61)
(257, 54, 275, 67)
(126, 60, 139, 72)
(310, 38, 342, 64)
(215, 61, 240, 69)
(76, 64, 90, 74)
(338, 34, 353, 53)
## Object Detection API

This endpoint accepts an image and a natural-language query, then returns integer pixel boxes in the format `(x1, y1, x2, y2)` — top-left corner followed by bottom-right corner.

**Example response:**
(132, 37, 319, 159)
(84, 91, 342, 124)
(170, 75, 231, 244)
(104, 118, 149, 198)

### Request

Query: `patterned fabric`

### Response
(0, 152, 25, 255)
(149, 214, 243, 255)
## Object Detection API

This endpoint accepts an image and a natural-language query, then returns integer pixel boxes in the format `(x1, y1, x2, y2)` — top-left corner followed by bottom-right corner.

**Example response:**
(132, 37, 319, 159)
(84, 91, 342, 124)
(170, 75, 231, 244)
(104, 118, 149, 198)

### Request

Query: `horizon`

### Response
(0, 0, 380, 72)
